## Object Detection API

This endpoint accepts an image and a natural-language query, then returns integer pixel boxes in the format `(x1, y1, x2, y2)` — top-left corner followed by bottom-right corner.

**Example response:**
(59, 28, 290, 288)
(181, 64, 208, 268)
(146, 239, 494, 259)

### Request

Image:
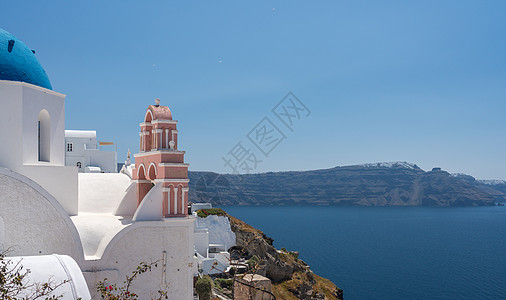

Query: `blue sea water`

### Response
(223, 205, 506, 300)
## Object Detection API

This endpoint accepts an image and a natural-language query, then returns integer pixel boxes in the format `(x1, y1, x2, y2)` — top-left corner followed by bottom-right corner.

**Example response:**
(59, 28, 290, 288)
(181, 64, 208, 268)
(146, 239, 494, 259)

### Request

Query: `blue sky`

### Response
(3, 1, 506, 179)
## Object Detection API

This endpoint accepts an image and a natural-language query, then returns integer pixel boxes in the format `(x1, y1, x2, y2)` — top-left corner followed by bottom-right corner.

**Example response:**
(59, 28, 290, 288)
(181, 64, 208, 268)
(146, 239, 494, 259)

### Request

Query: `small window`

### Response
(38, 110, 50, 162)
(67, 142, 73, 152)
(77, 162, 82, 168)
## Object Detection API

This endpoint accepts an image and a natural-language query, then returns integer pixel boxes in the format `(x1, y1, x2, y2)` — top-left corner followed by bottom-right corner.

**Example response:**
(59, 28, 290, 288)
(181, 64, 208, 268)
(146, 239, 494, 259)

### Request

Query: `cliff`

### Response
(188, 162, 502, 206)
(228, 214, 343, 300)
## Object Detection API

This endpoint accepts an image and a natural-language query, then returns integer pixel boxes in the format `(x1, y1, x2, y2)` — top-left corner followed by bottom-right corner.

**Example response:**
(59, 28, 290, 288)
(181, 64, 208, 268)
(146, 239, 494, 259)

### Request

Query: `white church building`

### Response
(0, 28, 197, 299)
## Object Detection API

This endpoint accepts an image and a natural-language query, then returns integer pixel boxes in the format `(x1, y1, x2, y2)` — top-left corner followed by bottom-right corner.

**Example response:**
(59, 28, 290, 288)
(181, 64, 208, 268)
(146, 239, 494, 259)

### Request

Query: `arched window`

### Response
(38, 110, 50, 162)
(147, 163, 157, 181)
(137, 164, 146, 180)
(144, 110, 153, 123)
(143, 110, 153, 151)
(76, 162, 82, 169)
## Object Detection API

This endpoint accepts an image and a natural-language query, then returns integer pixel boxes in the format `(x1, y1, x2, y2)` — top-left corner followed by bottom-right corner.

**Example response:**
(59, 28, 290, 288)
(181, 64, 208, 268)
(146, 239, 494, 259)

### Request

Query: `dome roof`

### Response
(0, 28, 52, 90)
(146, 104, 173, 121)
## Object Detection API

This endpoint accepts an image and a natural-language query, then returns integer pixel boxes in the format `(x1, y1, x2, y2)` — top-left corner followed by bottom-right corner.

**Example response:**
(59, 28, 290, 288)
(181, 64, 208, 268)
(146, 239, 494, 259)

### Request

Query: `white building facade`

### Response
(192, 203, 235, 275)
(65, 130, 117, 173)
(0, 28, 196, 299)
(0, 80, 79, 215)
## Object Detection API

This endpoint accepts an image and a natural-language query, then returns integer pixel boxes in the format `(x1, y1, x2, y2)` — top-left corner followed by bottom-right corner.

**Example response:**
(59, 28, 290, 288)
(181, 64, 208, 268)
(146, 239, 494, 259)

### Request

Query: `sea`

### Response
(223, 205, 506, 300)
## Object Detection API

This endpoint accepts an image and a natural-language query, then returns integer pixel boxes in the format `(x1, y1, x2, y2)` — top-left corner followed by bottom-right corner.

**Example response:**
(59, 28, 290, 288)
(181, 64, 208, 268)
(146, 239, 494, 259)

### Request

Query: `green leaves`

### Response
(196, 208, 227, 218)
(195, 276, 213, 300)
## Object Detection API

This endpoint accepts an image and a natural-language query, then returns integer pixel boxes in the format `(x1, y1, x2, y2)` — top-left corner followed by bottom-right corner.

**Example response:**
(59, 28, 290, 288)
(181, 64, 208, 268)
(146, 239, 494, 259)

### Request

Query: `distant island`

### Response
(188, 162, 506, 206)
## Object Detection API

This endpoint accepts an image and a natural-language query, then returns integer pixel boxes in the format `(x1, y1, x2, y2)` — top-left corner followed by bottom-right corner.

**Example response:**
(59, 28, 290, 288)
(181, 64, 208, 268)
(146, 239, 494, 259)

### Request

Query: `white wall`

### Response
(0, 216, 4, 252)
(78, 173, 131, 213)
(66, 134, 96, 172)
(113, 183, 138, 217)
(212, 252, 231, 267)
(0, 81, 78, 215)
(0, 81, 24, 168)
(80, 219, 196, 300)
(0, 81, 67, 166)
(21, 165, 78, 215)
(133, 182, 163, 221)
(86, 149, 117, 173)
(65, 132, 117, 173)
(195, 215, 236, 251)
(0, 168, 83, 259)
(198, 256, 229, 275)
(191, 203, 212, 212)
(21, 83, 66, 166)
(194, 228, 209, 257)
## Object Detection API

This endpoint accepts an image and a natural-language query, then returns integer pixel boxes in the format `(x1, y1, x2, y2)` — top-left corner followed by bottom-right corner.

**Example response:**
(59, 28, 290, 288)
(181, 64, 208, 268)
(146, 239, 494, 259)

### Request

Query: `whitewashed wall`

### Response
(0, 81, 78, 215)
(195, 215, 236, 251)
(65, 132, 117, 173)
(78, 173, 131, 213)
(80, 219, 196, 300)
(194, 228, 209, 257)
(0, 169, 83, 258)
(21, 84, 66, 166)
(0, 216, 4, 252)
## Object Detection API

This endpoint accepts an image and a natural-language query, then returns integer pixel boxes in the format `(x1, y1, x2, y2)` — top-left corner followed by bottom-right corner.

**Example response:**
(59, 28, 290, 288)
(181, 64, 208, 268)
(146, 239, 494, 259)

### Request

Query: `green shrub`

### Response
(247, 255, 260, 269)
(214, 278, 233, 290)
(196, 208, 227, 218)
(195, 275, 213, 300)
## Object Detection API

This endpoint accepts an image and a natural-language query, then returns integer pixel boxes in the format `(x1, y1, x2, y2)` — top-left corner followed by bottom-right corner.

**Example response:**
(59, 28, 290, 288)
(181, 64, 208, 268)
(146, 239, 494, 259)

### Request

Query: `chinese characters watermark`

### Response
(246, 118, 286, 156)
(222, 91, 310, 175)
(272, 91, 311, 132)
(194, 92, 310, 205)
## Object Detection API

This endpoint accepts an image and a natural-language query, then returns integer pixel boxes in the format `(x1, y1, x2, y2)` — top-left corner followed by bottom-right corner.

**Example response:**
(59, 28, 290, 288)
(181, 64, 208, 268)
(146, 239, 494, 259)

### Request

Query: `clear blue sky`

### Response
(4, 0, 506, 179)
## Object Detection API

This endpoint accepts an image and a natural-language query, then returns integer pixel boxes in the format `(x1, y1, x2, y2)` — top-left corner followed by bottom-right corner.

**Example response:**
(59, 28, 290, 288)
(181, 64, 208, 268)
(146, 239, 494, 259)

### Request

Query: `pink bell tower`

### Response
(132, 98, 189, 217)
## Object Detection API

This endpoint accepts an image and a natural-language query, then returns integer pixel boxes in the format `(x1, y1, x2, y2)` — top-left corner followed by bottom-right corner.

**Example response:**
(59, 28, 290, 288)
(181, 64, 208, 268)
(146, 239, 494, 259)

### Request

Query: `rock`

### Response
(189, 162, 500, 207)
(228, 214, 343, 300)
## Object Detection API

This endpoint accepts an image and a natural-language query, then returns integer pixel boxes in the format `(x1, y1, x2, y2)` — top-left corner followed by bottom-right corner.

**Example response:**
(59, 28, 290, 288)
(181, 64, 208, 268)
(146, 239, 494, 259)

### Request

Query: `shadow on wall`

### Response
(0, 216, 4, 252)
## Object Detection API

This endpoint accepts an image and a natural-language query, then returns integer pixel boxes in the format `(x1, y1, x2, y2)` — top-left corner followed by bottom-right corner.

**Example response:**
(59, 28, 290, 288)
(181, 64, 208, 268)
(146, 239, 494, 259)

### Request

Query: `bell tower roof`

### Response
(145, 99, 172, 122)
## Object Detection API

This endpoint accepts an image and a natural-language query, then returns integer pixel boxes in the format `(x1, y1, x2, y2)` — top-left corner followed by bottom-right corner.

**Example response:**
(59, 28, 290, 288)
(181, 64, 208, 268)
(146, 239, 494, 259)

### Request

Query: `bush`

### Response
(214, 278, 233, 290)
(247, 255, 260, 269)
(196, 208, 227, 218)
(195, 275, 213, 300)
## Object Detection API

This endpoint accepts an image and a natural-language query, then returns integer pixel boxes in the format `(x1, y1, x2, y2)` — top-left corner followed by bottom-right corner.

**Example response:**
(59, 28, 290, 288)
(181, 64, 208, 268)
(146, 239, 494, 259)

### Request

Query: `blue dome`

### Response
(0, 28, 52, 90)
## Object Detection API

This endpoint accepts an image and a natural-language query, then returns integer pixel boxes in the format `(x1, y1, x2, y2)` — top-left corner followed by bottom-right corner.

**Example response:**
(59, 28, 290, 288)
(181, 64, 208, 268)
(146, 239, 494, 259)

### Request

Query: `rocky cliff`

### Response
(188, 162, 502, 206)
(228, 214, 343, 300)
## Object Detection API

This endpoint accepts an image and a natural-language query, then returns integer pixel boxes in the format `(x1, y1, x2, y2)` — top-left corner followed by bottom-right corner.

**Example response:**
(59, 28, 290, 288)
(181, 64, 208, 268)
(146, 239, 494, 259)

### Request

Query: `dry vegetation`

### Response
(272, 271, 343, 300)
(228, 215, 259, 234)
(227, 212, 343, 299)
